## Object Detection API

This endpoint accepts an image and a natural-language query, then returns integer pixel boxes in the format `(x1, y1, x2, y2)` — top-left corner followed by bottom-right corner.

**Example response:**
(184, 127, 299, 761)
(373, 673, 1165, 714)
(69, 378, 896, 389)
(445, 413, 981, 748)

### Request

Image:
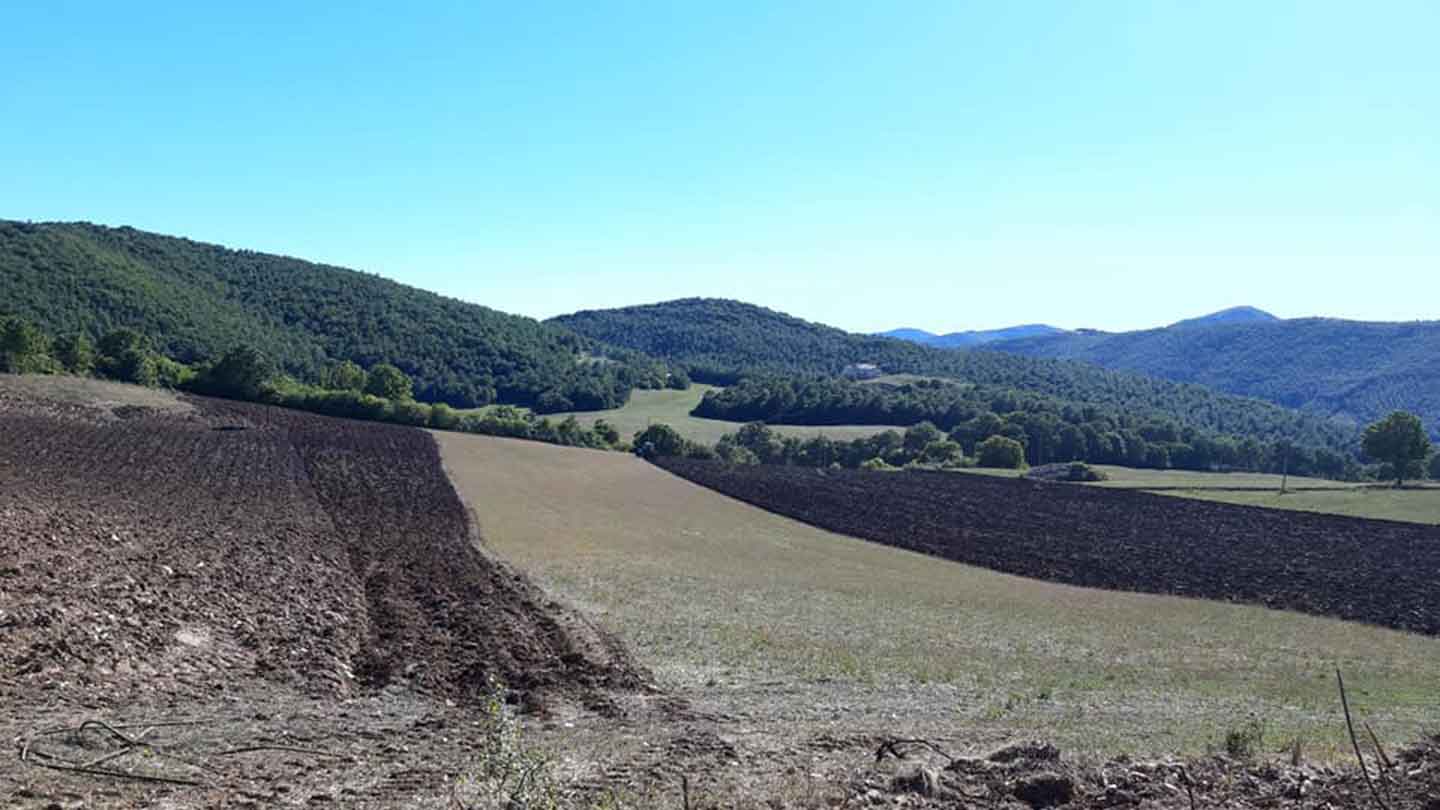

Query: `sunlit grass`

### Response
(439, 432, 1440, 760)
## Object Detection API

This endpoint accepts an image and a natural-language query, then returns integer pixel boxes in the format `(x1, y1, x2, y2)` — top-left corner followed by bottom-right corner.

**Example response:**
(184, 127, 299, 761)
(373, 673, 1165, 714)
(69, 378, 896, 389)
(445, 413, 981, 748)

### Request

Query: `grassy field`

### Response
(956, 463, 1440, 523)
(547, 384, 904, 446)
(437, 431, 1440, 760)
(0, 373, 191, 412)
(1168, 487, 1440, 525)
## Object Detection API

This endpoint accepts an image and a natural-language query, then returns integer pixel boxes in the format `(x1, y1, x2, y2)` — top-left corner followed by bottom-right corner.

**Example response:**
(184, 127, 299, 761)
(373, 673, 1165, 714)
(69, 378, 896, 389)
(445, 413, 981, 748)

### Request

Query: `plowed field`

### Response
(654, 460, 1440, 636)
(0, 389, 641, 708)
(0, 382, 647, 806)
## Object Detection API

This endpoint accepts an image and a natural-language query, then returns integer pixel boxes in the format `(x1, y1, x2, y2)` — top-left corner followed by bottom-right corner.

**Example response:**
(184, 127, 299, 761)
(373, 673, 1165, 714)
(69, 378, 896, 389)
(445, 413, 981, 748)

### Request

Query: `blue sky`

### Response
(3, 2, 1437, 333)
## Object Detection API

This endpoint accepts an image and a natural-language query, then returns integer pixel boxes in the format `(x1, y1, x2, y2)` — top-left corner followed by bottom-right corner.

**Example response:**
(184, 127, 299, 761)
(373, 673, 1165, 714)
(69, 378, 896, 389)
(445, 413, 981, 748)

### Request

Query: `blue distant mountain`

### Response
(1168, 306, 1278, 329)
(878, 323, 1068, 348)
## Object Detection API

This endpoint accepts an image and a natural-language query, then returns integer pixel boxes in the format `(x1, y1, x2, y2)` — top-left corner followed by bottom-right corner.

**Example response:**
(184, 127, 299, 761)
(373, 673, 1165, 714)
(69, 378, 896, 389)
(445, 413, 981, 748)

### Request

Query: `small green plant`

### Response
(1223, 716, 1266, 760)
(453, 678, 561, 810)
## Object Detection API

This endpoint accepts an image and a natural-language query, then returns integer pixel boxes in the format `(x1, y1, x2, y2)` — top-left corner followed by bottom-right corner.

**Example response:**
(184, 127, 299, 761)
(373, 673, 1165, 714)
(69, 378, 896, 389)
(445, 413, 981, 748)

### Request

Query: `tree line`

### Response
(0, 315, 624, 451)
(637, 414, 1438, 486)
(692, 375, 1359, 478)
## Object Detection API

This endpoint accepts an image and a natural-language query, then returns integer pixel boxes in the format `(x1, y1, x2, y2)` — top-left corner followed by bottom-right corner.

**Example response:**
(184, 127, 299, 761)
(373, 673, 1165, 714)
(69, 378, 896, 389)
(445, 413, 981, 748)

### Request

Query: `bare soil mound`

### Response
(654, 460, 1440, 635)
(852, 735, 1440, 809)
(0, 387, 645, 712)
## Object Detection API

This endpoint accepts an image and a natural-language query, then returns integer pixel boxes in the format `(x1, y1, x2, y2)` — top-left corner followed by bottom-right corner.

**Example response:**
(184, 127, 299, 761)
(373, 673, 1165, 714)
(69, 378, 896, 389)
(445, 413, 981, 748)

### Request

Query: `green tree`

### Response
(204, 346, 275, 399)
(0, 317, 51, 374)
(976, 435, 1026, 469)
(327, 360, 367, 391)
(53, 334, 96, 375)
(733, 422, 786, 464)
(1362, 411, 1432, 487)
(919, 439, 965, 466)
(592, 419, 620, 446)
(113, 349, 159, 386)
(364, 363, 413, 401)
(903, 421, 944, 454)
(98, 328, 148, 360)
(632, 423, 687, 458)
(430, 403, 460, 430)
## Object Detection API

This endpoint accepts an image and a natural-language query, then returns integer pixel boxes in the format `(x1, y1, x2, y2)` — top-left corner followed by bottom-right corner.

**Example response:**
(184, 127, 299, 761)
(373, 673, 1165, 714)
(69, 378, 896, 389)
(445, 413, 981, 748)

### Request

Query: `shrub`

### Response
(430, 403, 460, 430)
(1223, 717, 1266, 760)
(977, 435, 1026, 469)
(452, 679, 560, 810)
(365, 363, 413, 401)
(632, 424, 687, 458)
(52, 334, 96, 375)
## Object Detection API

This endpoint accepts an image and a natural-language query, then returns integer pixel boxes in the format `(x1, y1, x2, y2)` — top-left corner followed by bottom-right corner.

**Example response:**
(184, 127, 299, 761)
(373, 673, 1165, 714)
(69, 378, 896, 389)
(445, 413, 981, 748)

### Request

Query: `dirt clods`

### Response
(1011, 771, 1075, 808)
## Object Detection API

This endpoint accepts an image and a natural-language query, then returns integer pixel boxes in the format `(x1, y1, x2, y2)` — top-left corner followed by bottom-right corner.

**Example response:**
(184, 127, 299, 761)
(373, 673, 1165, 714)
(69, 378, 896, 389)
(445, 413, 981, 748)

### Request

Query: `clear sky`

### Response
(3, 2, 1437, 333)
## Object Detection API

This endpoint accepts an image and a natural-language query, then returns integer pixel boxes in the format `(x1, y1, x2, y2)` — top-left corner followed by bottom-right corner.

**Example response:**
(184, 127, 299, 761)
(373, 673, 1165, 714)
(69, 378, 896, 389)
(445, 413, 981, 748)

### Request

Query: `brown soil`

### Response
(655, 459, 1440, 636)
(0, 386, 646, 806)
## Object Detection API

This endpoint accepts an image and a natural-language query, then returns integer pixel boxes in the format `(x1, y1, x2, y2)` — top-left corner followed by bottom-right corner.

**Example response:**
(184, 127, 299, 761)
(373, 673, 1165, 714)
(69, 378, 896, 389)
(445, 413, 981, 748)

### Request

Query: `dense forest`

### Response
(694, 376, 1358, 476)
(0, 220, 683, 410)
(0, 313, 626, 451)
(992, 316, 1440, 437)
(553, 298, 1357, 448)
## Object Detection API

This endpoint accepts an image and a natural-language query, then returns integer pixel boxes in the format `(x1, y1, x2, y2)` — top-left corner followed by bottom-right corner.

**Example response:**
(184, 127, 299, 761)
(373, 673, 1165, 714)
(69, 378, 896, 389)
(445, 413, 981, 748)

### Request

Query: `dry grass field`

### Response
(436, 432, 1440, 760)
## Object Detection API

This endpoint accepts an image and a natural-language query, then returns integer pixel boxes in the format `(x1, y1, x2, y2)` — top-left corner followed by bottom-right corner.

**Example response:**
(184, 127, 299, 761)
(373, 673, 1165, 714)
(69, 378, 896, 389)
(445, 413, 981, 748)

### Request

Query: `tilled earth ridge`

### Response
(655, 459, 1440, 636)
(0, 389, 645, 714)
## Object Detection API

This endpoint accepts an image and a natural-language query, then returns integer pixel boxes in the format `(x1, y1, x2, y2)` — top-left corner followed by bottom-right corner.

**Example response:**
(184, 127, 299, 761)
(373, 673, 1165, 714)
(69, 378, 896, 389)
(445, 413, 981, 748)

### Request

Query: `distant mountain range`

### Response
(881, 306, 1278, 347)
(885, 305, 1439, 434)
(1167, 306, 1278, 330)
(877, 324, 1068, 348)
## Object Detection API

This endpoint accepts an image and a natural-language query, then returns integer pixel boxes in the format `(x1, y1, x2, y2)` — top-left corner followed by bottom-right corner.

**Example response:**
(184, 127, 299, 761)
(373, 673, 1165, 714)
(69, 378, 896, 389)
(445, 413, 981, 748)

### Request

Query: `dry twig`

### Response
(1337, 668, 1391, 810)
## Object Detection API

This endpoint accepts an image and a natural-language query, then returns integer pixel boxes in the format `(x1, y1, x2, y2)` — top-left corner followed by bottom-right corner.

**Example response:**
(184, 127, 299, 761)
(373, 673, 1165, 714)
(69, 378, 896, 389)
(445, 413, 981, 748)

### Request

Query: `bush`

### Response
(107, 348, 159, 387)
(430, 403, 460, 430)
(390, 399, 433, 426)
(1223, 717, 1266, 760)
(0, 317, 53, 374)
(977, 435, 1026, 469)
(52, 334, 96, 375)
(364, 363, 413, 401)
(632, 424, 687, 458)
(203, 346, 274, 398)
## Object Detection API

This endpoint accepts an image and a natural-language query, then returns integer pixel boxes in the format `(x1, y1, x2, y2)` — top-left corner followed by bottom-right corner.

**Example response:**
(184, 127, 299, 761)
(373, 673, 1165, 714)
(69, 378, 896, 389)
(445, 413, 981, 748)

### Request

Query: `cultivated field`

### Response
(657, 460, 1440, 635)
(548, 384, 905, 446)
(437, 432, 1440, 760)
(0, 381, 640, 807)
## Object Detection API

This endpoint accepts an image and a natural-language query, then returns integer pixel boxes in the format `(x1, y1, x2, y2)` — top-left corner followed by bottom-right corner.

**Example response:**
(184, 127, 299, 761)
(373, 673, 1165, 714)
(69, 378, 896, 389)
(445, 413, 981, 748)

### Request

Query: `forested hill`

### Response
(549, 298, 1357, 453)
(0, 220, 675, 410)
(994, 317, 1440, 435)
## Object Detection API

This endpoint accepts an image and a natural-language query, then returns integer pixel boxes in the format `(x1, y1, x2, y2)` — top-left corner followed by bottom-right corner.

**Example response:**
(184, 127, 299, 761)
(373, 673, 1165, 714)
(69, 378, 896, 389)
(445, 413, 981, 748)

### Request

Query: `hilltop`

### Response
(878, 323, 1067, 348)
(550, 298, 1357, 456)
(995, 314, 1440, 432)
(0, 220, 674, 410)
(1168, 305, 1278, 329)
